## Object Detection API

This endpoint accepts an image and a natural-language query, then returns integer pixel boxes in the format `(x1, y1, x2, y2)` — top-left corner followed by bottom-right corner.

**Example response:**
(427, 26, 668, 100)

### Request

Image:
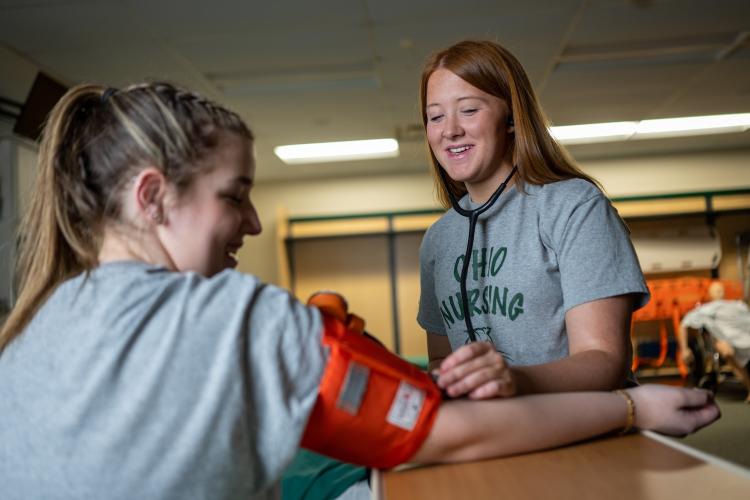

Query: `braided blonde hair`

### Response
(1, 82, 252, 351)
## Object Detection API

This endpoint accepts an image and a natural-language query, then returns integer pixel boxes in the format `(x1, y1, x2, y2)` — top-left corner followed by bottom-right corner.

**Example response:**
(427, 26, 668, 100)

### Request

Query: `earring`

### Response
(147, 206, 163, 224)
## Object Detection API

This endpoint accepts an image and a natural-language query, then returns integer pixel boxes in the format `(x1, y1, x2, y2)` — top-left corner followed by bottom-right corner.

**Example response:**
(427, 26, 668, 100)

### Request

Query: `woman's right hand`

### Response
(434, 341, 516, 399)
(627, 385, 720, 436)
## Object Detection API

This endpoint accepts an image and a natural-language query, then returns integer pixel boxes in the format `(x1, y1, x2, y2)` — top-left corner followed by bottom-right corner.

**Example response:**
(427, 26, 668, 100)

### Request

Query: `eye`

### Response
(428, 114, 444, 123)
(461, 108, 478, 115)
(224, 194, 243, 205)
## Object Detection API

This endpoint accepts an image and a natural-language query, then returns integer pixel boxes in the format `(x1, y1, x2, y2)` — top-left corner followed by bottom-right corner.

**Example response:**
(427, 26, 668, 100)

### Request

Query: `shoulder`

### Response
(421, 208, 455, 254)
(529, 178, 608, 240)
(528, 178, 605, 208)
(112, 265, 265, 312)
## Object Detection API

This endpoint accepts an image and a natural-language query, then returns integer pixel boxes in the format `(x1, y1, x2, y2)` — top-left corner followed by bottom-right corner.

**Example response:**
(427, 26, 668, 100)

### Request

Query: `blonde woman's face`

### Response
(425, 68, 515, 202)
(160, 134, 261, 277)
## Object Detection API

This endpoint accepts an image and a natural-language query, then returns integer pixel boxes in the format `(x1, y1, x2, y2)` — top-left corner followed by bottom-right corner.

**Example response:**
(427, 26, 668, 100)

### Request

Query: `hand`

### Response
(627, 385, 720, 436)
(680, 347, 695, 365)
(308, 291, 365, 333)
(435, 342, 516, 399)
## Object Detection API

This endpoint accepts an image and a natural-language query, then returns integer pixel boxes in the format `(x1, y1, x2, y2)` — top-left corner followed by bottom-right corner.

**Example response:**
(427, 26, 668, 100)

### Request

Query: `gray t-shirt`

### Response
(0, 261, 326, 500)
(418, 178, 648, 366)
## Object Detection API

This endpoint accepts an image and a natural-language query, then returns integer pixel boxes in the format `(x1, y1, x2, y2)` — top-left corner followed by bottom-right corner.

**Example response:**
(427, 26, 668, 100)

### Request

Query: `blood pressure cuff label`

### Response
(301, 315, 441, 469)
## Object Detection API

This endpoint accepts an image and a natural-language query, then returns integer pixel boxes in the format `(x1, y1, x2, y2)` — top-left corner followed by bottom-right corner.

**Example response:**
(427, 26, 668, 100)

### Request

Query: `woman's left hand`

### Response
(434, 341, 516, 399)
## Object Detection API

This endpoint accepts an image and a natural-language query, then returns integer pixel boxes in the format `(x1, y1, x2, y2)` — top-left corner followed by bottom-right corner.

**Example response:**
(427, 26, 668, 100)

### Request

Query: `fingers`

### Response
(439, 342, 495, 371)
(668, 401, 721, 437)
(467, 373, 516, 400)
(437, 343, 504, 386)
(691, 403, 721, 431)
(680, 389, 720, 433)
(679, 388, 714, 409)
(435, 343, 514, 399)
(443, 365, 514, 398)
(681, 350, 694, 364)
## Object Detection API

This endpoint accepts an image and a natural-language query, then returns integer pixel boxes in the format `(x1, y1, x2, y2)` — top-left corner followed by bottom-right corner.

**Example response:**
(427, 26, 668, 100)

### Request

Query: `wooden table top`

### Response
(373, 431, 750, 500)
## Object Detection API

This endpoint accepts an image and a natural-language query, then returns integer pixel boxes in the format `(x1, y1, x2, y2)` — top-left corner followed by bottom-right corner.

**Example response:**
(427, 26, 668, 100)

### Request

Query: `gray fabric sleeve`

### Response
(417, 227, 447, 335)
(548, 193, 649, 313)
(146, 271, 327, 492)
(241, 284, 326, 485)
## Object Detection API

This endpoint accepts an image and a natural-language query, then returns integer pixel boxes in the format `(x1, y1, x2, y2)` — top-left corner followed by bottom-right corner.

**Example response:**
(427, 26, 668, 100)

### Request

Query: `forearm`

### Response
(511, 349, 627, 394)
(412, 391, 626, 463)
(677, 325, 689, 351)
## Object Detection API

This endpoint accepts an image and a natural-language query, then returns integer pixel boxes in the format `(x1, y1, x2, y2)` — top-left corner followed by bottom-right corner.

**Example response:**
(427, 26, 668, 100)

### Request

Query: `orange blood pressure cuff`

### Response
(301, 293, 442, 469)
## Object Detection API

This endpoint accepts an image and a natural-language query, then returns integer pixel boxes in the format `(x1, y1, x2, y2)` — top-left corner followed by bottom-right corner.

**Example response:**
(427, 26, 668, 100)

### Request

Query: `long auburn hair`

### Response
(0, 82, 251, 352)
(419, 40, 600, 208)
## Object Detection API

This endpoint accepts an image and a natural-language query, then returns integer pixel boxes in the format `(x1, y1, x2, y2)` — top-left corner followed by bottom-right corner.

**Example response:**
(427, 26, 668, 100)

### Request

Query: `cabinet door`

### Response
(291, 235, 395, 350)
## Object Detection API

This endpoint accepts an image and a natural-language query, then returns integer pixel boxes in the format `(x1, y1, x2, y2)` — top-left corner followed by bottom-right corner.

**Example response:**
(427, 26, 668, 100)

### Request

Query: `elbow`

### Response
(576, 348, 630, 390)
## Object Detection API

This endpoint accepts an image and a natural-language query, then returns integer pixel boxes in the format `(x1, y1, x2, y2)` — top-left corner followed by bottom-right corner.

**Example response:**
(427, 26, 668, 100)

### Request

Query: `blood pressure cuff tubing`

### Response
(301, 298, 442, 469)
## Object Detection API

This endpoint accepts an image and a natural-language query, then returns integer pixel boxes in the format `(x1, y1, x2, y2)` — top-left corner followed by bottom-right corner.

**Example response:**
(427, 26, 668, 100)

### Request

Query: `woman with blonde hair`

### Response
(0, 81, 716, 500)
(418, 40, 647, 400)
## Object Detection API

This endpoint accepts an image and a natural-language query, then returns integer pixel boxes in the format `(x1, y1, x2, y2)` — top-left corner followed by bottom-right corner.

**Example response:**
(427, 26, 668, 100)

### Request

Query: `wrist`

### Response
(614, 389, 636, 435)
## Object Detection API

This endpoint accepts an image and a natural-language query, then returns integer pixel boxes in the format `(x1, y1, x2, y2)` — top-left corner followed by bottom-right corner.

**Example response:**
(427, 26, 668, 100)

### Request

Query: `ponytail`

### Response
(0, 81, 251, 352)
(0, 85, 105, 351)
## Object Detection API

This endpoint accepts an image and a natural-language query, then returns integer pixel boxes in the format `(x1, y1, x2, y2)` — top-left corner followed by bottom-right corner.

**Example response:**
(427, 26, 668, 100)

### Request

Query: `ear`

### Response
(133, 167, 167, 224)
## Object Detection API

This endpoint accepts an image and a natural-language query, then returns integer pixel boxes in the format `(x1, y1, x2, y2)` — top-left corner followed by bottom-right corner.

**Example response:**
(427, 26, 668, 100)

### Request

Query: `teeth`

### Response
(449, 146, 470, 153)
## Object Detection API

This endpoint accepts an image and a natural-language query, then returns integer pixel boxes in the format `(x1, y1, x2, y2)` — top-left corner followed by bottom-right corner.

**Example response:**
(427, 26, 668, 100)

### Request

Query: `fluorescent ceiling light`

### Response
(635, 114, 750, 138)
(551, 113, 750, 145)
(275, 138, 399, 164)
(551, 122, 637, 144)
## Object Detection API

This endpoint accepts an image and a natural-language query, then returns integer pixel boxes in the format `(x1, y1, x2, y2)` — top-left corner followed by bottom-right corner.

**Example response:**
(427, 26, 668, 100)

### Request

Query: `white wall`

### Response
(584, 149, 750, 197)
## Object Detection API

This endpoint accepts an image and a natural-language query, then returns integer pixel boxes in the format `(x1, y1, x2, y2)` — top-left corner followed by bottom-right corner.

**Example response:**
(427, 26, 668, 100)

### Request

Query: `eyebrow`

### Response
(236, 176, 253, 187)
(426, 96, 488, 108)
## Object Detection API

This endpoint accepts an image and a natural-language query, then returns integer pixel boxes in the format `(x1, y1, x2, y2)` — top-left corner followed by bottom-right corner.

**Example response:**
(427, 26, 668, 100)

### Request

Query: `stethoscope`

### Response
(438, 165, 518, 350)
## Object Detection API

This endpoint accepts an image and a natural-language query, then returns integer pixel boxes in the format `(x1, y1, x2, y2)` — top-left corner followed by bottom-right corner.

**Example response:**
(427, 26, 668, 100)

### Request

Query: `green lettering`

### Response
(490, 247, 507, 276)
(453, 255, 464, 282)
(481, 286, 490, 314)
(492, 286, 508, 316)
(469, 288, 481, 315)
(509, 293, 524, 321)
(439, 301, 455, 326)
(471, 248, 487, 280)
(448, 294, 464, 320)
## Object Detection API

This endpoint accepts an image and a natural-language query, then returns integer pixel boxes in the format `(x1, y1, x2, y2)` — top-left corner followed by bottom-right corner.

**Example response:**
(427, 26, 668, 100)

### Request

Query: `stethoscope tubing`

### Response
(439, 165, 518, 349)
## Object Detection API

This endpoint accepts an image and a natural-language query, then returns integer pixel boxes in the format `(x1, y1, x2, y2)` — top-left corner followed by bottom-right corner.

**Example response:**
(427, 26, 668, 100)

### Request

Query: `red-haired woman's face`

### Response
(425, 68, 515, 202)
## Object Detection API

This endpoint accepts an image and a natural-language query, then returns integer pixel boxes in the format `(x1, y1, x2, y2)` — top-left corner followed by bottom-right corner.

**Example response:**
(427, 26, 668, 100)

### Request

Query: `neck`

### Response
(466, 163, 516, 204)
(98, 225, 175, 270)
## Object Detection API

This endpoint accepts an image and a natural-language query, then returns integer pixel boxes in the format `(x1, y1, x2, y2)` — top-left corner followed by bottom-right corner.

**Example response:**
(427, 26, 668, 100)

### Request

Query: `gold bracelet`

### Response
(614, 389, 635, 435)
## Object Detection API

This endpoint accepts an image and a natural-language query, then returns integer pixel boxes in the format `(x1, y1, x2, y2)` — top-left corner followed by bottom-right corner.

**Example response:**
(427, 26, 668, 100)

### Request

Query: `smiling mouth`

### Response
(447, 145, 472, 154)
(225, 245, 242, 265)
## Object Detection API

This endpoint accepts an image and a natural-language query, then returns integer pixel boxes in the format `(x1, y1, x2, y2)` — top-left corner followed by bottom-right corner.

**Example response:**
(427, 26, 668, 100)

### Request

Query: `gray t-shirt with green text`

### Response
(0, 261, 325, 500)
(418, 178, 648, 366)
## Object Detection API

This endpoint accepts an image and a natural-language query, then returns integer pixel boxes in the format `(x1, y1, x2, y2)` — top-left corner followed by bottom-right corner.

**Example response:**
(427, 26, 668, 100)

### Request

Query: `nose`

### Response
(243, 202, 262, 236)
(442, 113, 463, 139)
